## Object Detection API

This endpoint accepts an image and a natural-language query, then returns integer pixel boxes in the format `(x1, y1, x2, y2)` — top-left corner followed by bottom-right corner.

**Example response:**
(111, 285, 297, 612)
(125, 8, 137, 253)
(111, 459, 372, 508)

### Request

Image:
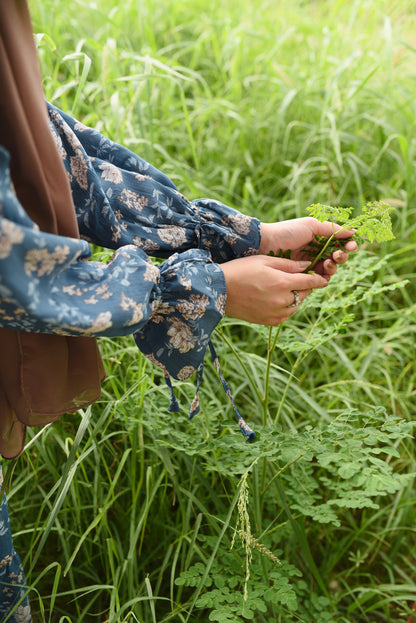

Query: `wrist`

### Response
(258, 223, 275, 255)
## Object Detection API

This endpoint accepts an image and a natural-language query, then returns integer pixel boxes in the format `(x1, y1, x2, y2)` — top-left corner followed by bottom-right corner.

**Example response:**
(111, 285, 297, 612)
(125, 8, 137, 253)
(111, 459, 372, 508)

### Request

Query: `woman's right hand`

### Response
(221, 255, 327, 326)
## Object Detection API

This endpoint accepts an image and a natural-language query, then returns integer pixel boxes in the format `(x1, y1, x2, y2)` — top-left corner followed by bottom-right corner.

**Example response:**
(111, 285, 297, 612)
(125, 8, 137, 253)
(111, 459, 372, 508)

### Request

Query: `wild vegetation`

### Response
(6, 0, 416, 620)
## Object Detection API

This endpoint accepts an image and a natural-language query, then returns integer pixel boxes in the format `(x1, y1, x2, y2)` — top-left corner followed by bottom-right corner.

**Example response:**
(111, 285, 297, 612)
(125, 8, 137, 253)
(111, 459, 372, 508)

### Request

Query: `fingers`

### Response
(267, 257, 327, 289)
(322, 258, 337, 277)
(265, 288, 311, 326)
(294, 288, 311, 305)
(313, 219, 356, 239)
(266, 256, 312, 273)
(283, 288, 310, 309)
(285, 270, 328, 290)
(222, 255, 327, 326)
(321, 245, 356, 278)
(316, 238, 357, 279)
(332, 249, 350, 264)
(343, 239, 358, 251)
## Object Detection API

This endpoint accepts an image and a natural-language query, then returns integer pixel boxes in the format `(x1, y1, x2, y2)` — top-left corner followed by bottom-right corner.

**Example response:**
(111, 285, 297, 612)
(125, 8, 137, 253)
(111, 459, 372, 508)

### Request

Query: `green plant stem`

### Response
(273, 317, 325, 424)
(273, 356, 302, 424)
(308, 232, 336, 271)
(263, 325, 283, 425)
(217, 328, 264, 404)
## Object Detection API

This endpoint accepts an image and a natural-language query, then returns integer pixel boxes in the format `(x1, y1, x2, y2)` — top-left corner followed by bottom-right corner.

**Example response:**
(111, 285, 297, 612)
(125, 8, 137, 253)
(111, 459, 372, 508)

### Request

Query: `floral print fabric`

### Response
(0, 103, 260, 378)
(0, 469, 31, 622)
(49, 104, 259, 264)
(0, 104, 261, 619)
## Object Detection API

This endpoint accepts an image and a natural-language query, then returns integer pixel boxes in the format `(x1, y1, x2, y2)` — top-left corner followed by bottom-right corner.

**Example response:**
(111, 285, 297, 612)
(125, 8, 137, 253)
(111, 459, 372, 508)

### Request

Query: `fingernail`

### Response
(298, 261, 311, 268)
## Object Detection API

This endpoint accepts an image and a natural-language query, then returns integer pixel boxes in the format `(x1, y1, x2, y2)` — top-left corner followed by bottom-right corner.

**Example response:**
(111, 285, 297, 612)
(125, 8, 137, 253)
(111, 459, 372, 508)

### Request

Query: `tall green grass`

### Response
(6, 0, 416, 620)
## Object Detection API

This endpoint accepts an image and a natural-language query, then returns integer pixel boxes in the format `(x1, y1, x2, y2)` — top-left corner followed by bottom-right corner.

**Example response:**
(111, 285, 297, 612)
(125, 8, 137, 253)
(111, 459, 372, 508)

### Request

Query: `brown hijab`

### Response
(0, 0, 105, 459)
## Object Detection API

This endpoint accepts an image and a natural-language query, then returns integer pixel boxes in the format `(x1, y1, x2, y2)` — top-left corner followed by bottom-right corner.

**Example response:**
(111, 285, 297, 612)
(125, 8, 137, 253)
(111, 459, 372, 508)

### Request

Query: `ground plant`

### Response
(6, 0, 416, 621)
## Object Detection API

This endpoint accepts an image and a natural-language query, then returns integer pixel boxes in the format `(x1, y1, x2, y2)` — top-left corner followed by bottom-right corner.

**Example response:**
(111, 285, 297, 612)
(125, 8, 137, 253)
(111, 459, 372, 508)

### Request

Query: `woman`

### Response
(0, 1, 356, 619)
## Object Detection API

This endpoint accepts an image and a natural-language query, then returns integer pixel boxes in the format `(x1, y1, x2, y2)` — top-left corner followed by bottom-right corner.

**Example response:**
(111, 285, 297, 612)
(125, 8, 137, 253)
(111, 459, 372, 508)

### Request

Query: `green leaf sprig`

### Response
(268, 201, 395, 270)
(304, 200, 395, 270)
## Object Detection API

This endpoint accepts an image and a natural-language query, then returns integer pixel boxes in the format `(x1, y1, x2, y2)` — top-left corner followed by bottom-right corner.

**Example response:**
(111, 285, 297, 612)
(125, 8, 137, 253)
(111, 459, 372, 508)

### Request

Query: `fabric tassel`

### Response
(189, 363, 204, 419)
(164, 372, 180, 413)
(163, 341, 256, 443)
(208, 341, 256, 442)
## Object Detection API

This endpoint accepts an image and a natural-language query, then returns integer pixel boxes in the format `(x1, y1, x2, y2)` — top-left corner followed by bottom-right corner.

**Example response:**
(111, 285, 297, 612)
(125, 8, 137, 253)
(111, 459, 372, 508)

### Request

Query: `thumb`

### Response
(267, 257, 312, 273)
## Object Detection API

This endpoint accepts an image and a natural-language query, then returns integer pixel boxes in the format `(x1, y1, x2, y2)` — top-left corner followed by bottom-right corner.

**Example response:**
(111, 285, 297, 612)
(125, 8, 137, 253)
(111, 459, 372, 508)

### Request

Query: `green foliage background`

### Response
(7, 0, 416, 621)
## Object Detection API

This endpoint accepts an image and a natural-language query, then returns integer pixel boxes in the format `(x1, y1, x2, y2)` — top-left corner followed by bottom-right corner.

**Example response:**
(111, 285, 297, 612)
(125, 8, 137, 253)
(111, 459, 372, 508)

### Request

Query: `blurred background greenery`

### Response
(8, 1, 416, 620)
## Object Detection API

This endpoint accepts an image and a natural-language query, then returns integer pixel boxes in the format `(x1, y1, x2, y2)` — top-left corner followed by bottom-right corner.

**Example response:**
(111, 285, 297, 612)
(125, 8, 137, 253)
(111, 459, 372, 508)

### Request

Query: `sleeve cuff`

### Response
(133, 248, 226, 379)
(190, 199, 261, 262)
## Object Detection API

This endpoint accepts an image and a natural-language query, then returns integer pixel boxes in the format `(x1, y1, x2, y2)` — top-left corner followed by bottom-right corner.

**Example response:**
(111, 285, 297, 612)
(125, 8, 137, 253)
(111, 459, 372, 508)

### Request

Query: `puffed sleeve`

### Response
(0, 148, 225, 378)
(0, 146, 255, 441)
(47, 104, 261, 263)
(134, 249, 226, 380)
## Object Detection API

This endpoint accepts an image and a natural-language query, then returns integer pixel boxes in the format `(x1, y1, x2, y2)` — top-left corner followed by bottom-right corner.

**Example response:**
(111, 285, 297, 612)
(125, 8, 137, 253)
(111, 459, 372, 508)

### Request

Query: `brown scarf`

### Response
(0, 0, 105, 459)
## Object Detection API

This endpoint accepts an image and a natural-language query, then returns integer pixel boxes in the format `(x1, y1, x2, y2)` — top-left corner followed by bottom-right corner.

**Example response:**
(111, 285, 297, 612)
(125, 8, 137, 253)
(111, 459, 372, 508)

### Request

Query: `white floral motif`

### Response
(120, 293, 144, 325)
(176, 300, 194, 319)
(0, 555, 13, 569)
(158, 226, 188, 247)
(53, 245, 72, 264)
(98, 162, 123, 184)
(90, 311, 112, 332)
(149, 301, 175, 324)
(95, 284, 112, 299)
(190, 294, 209, 318)
(179, 274, 192, 290)
(227, 213, 252, 235)
(62, 284, 83, 296)
(167, 317, 196, 354)
(48, 108, 64, 133)
(50, 128, 66, 160)
(134, 173, 148, 182)
(215, 293, 226, 315)
(189, 394, 199, 413)
(0, 220, 24, 259)
(70, 148, 89, 190)
(133, 237, 161, 253)
(143, 352, 168, 374)
(111, 224, 122, 243)
(144, 260, 159, 282)
(24, 245, 70, 277)
(13, 604, 32, 623)
(120, 188, 149, 212)
(177, 294, 209, 320)
(73, 121, 89, 133)
(84, 295, 98, 305)
(176, 365, 196, 380)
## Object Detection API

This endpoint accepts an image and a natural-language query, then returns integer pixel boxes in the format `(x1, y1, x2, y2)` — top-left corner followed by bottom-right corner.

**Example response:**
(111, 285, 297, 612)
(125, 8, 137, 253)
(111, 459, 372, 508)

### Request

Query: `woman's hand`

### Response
(221, 255, 328, 326)
(259, 217, 358, 279)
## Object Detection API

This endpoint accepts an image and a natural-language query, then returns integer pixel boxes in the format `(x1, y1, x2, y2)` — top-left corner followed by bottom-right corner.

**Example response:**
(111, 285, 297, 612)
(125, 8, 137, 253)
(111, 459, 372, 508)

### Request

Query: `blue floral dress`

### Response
(0, 104, 261, 620)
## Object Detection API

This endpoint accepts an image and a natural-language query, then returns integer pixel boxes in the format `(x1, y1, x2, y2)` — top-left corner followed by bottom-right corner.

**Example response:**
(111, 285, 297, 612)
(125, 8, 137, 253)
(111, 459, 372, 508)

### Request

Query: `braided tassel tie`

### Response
(165, 372, 180, 413)
(164, 341, 256, 442)
(207, 341, 256, 442)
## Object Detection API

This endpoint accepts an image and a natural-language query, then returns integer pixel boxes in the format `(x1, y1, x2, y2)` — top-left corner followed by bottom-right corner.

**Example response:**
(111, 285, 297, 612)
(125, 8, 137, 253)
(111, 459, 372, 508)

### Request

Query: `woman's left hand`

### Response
(259, 217, 358, 280)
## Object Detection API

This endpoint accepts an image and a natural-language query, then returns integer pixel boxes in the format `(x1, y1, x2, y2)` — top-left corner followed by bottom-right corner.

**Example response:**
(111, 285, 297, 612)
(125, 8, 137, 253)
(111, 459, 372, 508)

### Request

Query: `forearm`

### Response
(0, 146, 226, 379)
(47, 103, 261, 262)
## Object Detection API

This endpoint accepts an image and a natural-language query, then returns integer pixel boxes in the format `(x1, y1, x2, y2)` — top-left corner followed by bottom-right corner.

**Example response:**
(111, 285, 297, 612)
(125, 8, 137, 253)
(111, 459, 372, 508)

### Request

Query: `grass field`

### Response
(7, 0, 416, 621)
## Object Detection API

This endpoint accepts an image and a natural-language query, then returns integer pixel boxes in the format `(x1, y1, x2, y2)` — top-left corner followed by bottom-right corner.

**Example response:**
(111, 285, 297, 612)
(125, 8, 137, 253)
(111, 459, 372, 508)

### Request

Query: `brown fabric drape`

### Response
(0, 0, 105, 459)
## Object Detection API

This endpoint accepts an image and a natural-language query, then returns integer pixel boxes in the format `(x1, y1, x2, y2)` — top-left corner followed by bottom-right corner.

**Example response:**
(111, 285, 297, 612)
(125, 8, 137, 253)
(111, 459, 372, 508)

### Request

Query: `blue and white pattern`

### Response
(0, 469, 31, 622)
(0, 104, 261, 618)
(0, 104, 260, 377)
